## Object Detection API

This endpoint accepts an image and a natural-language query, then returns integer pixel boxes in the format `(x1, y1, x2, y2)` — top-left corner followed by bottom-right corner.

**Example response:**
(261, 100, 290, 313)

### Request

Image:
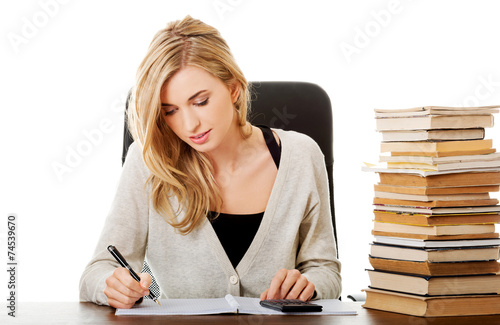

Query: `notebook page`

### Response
(234, 297, 358, 315)
(233, 296, 282, 314)
(115, 297, 237, 315)
(312, 300, 357, 315)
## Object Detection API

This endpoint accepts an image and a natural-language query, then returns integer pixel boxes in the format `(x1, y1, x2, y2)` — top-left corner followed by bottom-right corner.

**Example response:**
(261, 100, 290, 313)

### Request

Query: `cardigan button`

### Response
(229, 275, 239, 285)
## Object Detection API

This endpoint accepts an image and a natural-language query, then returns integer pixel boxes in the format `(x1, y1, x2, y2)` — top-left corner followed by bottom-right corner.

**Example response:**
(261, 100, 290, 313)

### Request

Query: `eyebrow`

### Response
(161, 90, 207, 107)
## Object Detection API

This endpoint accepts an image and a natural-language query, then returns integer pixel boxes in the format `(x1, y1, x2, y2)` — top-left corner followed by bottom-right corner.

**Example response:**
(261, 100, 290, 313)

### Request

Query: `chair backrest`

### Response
(246, 82, 336, 254)
(122, 81, 336, 254)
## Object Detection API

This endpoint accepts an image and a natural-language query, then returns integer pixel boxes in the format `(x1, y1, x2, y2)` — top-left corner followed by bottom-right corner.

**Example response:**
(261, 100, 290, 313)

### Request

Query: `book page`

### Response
(233, 297, 357, 315)
(115, 296, 358, 316)
(115, 297, 237, 316)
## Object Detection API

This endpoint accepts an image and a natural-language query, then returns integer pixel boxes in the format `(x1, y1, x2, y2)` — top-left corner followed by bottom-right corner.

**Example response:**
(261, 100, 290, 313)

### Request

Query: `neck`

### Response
(206, 122, 254, 175)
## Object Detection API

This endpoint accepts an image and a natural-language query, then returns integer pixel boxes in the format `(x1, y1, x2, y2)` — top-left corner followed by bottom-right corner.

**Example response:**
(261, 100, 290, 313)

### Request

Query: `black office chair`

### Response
(246, 81, 336, 245)
(121, 81, 336, 298)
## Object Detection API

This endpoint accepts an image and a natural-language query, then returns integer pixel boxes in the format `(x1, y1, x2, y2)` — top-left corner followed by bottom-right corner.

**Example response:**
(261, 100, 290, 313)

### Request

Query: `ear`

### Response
(229, 81, 241, 104)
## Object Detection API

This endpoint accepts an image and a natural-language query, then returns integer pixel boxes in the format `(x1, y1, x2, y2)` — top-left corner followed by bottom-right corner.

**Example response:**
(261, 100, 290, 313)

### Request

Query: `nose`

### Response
(181, 107, 201, 133)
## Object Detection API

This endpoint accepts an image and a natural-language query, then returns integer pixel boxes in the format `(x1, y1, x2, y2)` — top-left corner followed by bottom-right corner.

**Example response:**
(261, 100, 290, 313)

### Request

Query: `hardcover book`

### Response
(372, 222, 496, 236)
(380, 139, 492, 153)
(363, 288, 500, 317)
(368, 256, 500, 276)
(373, 210, 500, 226)
(369, 243, 499, 262)
(372, 235, 500, 248)
(376, 115, 494, 131)
(374, 106, 500, 117)
(373, 197, 499, 207)
(380, 128, 485, 142)
(378, 171, 500, 185)
(367, 269, 500, 295)
(374, 184, 500, 195)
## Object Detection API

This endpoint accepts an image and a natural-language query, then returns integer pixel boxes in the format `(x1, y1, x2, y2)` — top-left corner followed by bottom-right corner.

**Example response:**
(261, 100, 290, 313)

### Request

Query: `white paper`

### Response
(116, 297, 236, 315)
(115, 295, 357, 316)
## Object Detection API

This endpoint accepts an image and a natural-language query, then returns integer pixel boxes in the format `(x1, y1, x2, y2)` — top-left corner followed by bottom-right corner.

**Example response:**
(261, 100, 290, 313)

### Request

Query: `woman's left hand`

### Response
(260, 268, 315, 301)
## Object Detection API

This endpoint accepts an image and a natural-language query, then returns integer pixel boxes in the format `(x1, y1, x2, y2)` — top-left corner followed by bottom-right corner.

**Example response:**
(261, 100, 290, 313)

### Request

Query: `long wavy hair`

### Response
(127, 16, 251, 234)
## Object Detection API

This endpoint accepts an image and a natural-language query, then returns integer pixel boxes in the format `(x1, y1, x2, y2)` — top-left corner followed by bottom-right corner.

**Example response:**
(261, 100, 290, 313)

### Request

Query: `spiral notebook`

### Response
(115, 294, 357, 316)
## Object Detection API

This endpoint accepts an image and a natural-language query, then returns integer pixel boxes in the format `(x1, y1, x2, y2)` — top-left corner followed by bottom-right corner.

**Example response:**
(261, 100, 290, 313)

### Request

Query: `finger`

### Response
(266, 269, 288, 299)
(284, 274, 308, 299)
(298, 282, 316, 301)
(110, 268, 149, 297)
(139, 272, 152, 291)
(105, 286, 140, 309)
(105, 275, 145, 306)
(260, 289, 269, 301)
(107, 295, 138, 309)
(279, 269, 301, 298)
(108, 297, 133, 309)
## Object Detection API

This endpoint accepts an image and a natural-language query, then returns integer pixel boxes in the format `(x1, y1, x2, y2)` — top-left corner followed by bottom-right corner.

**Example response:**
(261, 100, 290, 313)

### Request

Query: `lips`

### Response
(189, 129, 211, 145)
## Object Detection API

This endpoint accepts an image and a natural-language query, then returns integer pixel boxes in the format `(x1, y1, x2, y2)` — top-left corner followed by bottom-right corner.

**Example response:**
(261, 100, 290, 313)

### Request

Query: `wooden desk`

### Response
(2, 301, 500, 324)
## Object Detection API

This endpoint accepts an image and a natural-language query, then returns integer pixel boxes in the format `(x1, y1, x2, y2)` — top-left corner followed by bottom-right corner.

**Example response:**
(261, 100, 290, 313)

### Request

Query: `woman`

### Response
(79, 16, 341, 309)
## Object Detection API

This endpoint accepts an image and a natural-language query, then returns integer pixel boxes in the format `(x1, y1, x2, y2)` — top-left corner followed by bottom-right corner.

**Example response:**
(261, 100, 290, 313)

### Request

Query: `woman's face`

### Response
(160, 66, 240, 153)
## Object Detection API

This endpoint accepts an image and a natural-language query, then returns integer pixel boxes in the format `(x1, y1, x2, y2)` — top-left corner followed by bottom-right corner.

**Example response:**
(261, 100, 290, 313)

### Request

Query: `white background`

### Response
(1, 0, 500, 304)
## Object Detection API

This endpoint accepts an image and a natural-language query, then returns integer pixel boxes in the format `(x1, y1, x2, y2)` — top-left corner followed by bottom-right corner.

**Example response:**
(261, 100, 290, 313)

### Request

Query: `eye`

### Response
(194, 98, 209, 107)
(164, 108, 177, 116)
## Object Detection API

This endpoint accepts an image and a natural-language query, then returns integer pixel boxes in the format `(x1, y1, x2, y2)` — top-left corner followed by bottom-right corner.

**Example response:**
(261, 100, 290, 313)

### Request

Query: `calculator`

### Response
(260, 299, 323, 312)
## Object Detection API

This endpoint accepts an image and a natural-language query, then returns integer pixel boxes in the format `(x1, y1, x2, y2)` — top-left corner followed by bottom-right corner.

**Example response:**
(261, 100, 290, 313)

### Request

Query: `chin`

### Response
(186, 141, 217, 154)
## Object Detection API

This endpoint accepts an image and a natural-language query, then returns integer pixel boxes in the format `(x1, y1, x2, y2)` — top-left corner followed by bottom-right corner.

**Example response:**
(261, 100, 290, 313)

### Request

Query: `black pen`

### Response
(107, 245, 161, 306)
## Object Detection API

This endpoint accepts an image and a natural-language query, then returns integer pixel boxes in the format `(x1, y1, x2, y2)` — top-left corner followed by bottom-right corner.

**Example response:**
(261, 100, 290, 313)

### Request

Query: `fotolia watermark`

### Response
(51, 92, 128, 182)
(339, 0, 405, 64)
(452, 74, 500, 107)
(213, 0, 244, 20)
(7, 0, 71, 53)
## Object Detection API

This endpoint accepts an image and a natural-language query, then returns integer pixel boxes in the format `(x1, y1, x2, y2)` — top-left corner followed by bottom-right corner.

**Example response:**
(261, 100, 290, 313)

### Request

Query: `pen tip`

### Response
(156, 299, 162, 306)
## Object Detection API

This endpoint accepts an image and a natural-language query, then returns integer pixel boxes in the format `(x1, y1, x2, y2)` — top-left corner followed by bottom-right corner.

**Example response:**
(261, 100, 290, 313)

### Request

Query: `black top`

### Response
(260, 125, 281, 169)
(209, 125, 281, 268)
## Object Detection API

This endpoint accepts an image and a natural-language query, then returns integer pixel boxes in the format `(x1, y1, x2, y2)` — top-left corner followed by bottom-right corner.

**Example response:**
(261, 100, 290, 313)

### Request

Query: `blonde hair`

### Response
(127, 16, 251, 234)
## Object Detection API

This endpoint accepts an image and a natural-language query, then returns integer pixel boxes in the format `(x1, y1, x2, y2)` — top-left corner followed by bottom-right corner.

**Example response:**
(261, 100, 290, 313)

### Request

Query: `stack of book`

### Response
(362, 105, 500, 317)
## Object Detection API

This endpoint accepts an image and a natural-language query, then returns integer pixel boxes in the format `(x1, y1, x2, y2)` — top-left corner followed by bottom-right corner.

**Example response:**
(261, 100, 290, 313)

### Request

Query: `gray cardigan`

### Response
(79, 128, 341, 305)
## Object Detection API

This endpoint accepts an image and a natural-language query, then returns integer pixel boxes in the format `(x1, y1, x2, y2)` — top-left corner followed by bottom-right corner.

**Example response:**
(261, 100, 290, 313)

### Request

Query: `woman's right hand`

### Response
(104, 267, 152, 309)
